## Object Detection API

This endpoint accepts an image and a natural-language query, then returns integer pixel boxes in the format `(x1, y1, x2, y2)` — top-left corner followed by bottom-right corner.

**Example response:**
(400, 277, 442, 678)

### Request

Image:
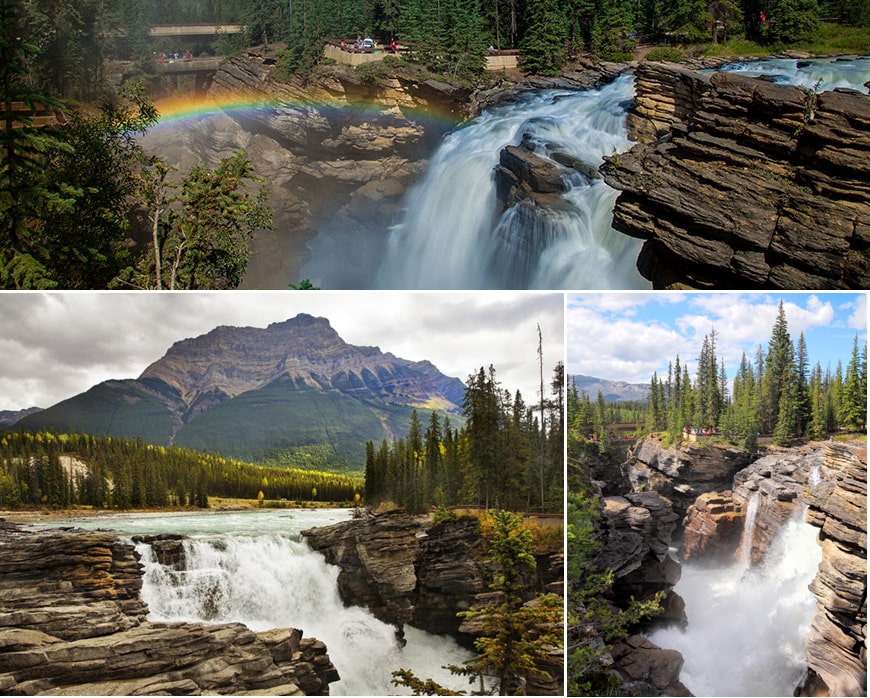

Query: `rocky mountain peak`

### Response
(138, 314, 462, 412)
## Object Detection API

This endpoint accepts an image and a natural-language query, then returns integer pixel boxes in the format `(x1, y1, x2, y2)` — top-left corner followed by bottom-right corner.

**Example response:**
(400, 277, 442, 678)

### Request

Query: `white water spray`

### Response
(137, 533, 474, 696)
(649, 507, 821, 696)
(375, 74, 647, 290)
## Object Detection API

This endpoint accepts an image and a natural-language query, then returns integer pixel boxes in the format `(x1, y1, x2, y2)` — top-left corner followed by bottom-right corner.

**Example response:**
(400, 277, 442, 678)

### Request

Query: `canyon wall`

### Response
(603, 61, 870, 289)
(0, 523, 338, 695)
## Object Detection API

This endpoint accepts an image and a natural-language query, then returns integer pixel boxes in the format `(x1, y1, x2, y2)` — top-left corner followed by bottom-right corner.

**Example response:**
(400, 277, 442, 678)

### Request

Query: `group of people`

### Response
(157, 50, 192, 63)
(683, 426, 717, 436)
(340, 36, 399, 54)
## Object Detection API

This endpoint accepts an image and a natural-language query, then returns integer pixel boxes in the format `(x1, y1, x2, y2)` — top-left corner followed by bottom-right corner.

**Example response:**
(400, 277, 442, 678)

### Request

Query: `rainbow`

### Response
(149, 92, 462, 132)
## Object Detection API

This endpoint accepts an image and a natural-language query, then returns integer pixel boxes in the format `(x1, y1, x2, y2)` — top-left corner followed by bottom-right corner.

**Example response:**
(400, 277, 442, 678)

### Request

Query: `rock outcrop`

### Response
(603, 61, 870, 289)
(0, 524, 339, 696)
(597, 492, 684, 624)
(799, 442, 867, 697)
(302, 509, 564, 694)
(303, 510, 562, 635)
(626, 435, 750, 518)
(730, 444, 824, 564)
(681, 490, 746, 561)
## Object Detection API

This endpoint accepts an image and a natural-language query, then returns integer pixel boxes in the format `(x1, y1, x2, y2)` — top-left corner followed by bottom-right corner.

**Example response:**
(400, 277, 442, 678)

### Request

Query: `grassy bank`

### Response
(699, 23, 870, 57)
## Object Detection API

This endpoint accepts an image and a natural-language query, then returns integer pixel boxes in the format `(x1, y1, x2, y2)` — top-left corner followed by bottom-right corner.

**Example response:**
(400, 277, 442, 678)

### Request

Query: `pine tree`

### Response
(518, 0, 570, 75)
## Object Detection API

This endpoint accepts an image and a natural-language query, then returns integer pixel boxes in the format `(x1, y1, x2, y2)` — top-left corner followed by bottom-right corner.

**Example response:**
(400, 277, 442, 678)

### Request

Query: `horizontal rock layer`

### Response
(800, 442, 867, 697)
(0, 524, 339, 696)
(604, 62, 870, 289)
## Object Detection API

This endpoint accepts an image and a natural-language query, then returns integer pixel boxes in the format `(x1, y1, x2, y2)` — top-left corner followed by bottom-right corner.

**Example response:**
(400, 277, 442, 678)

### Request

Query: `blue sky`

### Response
(567, 292, 867, 386)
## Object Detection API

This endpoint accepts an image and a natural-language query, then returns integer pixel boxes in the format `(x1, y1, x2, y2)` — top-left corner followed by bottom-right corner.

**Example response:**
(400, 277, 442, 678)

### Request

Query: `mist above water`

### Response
(648, 509, 821, 696)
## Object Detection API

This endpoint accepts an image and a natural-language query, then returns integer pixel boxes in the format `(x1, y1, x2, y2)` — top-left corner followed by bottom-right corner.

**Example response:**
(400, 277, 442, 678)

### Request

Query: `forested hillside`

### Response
(0, 431, 363, 509)
(569, 299, 868, 454)
(7, 0, 865, 102)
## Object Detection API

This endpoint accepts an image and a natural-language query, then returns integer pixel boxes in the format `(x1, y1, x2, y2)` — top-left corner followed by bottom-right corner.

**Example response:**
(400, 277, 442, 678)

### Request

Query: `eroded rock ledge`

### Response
(0, 524, 339, 696)
(603, 61, 870, 289)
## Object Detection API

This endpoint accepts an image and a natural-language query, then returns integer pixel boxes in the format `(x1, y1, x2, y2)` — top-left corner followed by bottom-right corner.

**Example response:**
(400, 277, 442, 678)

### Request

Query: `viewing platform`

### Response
(324, 39, 519, 70)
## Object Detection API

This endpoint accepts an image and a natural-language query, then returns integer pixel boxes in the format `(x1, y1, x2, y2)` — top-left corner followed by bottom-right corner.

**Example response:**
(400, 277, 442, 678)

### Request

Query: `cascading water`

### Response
(32, 509, 476, 696)
(716, 56, 870, 94)
(137, 533, 473, 696)
(736, 491, 759, 572)
(373, 74, 648, 290)
(648, 507, 822, 696)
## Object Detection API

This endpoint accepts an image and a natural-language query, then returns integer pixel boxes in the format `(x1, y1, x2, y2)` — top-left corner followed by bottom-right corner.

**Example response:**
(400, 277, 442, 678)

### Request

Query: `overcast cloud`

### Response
(568, 292, 867, 386)
(0, 292, 564, 412)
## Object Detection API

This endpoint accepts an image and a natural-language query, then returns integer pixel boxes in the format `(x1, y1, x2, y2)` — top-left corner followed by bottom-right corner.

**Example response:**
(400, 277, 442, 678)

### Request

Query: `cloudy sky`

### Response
(0, 292, 564, 412)
(568, 292, 867, 386)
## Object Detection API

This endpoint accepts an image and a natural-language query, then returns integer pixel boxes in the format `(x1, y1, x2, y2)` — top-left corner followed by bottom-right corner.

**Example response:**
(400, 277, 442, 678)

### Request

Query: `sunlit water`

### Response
(28, 509, 475, 696)
(718, 55, 870, 94)
(648, 508, 822, 696)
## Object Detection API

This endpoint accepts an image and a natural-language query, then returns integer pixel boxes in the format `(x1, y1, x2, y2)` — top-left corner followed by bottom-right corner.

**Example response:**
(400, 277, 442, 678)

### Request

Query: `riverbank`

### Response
(0, 498, 352, 524)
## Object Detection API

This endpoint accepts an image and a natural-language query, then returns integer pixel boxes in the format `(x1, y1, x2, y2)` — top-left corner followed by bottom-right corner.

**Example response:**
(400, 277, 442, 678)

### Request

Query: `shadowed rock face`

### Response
(0, 524, 339, 695)
(603, 62, 870, 289)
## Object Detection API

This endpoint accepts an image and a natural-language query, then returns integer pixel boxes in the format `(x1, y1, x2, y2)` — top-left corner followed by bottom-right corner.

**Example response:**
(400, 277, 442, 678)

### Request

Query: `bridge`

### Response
(148, 23, 245, 38)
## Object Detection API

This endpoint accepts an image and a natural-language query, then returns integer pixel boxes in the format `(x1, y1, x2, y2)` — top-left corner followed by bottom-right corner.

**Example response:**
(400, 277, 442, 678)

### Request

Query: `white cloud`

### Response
(0, 292, 563, 412)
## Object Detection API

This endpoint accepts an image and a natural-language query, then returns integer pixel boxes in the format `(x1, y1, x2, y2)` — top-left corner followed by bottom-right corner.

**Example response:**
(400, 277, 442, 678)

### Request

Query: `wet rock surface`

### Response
(604, 61, 870, 289)
(0, 523, 339, 696)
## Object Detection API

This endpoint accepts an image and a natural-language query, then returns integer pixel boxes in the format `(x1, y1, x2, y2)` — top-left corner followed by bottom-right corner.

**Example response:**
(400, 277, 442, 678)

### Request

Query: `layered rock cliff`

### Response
(801, 442, 867, 697)
(625, 435, 750, 518)
(0, 523, 339, 695)
(602, 61, 870, 288)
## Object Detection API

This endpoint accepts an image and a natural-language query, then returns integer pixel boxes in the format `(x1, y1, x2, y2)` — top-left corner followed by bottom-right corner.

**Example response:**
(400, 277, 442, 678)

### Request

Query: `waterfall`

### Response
(808, 464, 821, 486)
(374, 74, 648, 290)
(648, 507, 822, 696)
(737, 491, 760, 572)
(137, 533, 473, 696)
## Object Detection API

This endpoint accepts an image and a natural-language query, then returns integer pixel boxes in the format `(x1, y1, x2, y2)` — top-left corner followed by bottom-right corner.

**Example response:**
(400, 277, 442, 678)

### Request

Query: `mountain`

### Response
(17, 315, 466, 472)
(0, 407, 43, 428)
(570, 374, 649, 402)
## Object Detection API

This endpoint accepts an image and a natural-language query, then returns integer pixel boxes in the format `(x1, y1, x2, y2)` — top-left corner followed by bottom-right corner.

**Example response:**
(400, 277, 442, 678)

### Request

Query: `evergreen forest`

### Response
(569, 299, 868, 454)
(0, 430, 363, 509)
(365, 364, 565, 513)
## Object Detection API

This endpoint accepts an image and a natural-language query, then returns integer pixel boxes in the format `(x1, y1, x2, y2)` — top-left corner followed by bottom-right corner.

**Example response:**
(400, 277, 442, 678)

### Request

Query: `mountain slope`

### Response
(570, 374, 649, 402)
(18, 315, 466, 471)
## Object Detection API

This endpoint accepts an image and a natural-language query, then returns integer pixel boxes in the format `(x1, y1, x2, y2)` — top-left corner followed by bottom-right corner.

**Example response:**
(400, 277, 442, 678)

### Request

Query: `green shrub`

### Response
(643, 46, 685, 62)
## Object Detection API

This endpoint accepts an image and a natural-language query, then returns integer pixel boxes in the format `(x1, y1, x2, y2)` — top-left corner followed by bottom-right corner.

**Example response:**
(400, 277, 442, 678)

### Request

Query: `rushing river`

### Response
(300, 55, 870, 290)
(28, 509, 476, 696)
(648, 507, 822, 696)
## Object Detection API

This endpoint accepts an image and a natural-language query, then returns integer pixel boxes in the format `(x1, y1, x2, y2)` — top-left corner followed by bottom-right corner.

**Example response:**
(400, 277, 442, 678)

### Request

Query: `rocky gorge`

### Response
(615, 436, 867, 696)
(0, 521, 339, 695)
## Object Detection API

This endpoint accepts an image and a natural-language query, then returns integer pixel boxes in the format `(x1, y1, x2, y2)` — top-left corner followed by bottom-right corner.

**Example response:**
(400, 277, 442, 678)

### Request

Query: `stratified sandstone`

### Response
(799, 442, 867, 697)
(603, 61, 870, 289)
(0, 525, 339, 696)
(625, 435, 750, 518)
(681, 491, 745, 561)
